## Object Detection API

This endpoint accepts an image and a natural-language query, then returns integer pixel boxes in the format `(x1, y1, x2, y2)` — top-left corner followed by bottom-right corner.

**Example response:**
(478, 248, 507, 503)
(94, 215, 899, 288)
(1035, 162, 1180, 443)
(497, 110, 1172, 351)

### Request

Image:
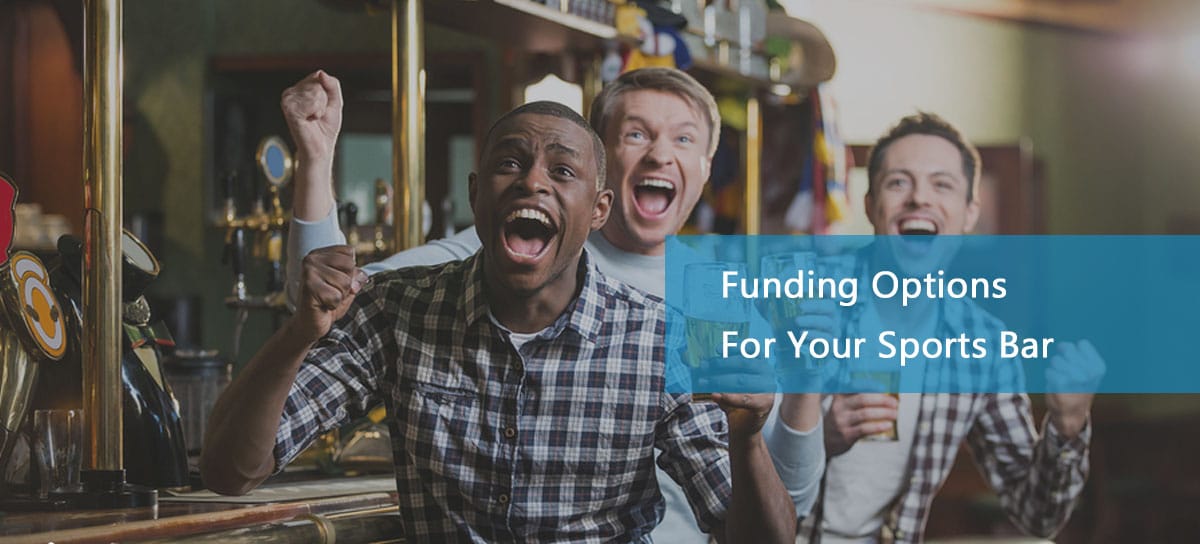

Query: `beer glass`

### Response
(821, 253, 898, 441)
(32, 409, 82, 497)
(683, 262, 750, 401)
(848, 369, 900, 441)
(757, 252, 816, 333)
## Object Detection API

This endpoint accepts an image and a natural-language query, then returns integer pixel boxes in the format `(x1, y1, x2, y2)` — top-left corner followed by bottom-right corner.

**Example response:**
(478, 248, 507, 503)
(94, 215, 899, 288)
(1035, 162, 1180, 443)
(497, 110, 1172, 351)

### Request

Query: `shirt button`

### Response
(498, 494, 510, 504)
(918, 422, 931, 433)
(504, 427, 516, 439)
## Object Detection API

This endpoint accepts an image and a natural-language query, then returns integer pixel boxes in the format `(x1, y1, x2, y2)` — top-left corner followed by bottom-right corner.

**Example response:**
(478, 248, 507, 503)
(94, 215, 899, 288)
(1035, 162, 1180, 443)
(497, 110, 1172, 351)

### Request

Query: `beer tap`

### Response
(373, 178, 393, 257)
(217, 136, 294, 360)
(340, 201, 362, 257)
(216, 137, 295, 359)
(339, 179, 394, 264)
(224, 227, 247, 303)
(223, 226, 249, 361)
(222, 172, 238, 226)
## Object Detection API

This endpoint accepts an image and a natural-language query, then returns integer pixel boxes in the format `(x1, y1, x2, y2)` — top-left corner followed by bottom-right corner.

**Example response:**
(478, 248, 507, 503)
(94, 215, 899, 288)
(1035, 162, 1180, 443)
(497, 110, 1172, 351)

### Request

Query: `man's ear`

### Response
(864, 191, 878, 230)
(468, 172, 478, 214)
(964, 198, 981, 233)
(591, 188, 614, 231)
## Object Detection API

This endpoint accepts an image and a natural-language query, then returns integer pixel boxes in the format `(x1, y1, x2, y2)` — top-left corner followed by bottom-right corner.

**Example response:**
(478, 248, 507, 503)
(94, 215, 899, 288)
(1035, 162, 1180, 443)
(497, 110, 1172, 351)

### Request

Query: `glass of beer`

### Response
(759, 252, 820, 382)
(757, 252, 816, 333)
(848, 368, 900, 441)
(683, 262, 750, 401)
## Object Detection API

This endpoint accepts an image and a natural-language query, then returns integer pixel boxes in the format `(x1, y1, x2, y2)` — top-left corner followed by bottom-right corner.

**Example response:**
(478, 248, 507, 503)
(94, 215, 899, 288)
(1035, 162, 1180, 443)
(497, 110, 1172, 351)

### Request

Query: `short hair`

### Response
(482, 101, 606, 190)
(866, 112, 980, 202)
(589, 67, 721, 157)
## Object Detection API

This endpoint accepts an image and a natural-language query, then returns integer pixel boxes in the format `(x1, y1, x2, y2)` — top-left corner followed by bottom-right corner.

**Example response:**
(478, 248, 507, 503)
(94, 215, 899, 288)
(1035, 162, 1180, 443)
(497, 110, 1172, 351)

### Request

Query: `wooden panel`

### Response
(0, 2, 85, 237)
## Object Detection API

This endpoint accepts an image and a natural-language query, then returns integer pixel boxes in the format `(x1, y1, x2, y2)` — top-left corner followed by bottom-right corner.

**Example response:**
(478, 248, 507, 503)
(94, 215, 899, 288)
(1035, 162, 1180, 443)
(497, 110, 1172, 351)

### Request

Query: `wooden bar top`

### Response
(0, 491, 398, 543)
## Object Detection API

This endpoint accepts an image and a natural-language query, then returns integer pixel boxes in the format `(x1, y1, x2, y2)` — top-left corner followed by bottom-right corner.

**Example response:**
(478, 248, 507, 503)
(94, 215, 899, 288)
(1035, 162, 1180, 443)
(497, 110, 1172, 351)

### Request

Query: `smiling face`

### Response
(865, 133, 980, 237)
(470, 112, 611, 297)
(600, 90, 712, 256)
(865, 133, 980, 271)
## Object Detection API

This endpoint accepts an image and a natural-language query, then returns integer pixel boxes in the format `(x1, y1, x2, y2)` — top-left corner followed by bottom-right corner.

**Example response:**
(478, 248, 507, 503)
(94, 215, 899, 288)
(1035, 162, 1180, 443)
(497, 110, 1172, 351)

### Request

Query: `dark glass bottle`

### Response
(36, 233, 189, 489)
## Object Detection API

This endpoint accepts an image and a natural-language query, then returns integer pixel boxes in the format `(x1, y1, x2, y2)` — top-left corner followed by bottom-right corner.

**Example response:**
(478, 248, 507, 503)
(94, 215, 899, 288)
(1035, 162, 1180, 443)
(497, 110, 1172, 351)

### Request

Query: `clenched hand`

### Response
(281, 70, 344, 165)
(292, 245, 367, 344)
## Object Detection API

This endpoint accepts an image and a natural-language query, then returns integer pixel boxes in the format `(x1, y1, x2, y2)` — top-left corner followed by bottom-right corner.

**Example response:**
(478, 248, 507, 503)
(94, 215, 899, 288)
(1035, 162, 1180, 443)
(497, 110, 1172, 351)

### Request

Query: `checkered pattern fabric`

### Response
(816, 276, 1091, 543)
(273, 251, 732, 542)
(879, 297, 1090, 542)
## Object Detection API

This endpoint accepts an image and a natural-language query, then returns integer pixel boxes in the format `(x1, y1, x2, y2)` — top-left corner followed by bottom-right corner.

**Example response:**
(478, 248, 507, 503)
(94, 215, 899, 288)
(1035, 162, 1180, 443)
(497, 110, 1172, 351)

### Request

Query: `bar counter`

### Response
(0, 488, 402, 543)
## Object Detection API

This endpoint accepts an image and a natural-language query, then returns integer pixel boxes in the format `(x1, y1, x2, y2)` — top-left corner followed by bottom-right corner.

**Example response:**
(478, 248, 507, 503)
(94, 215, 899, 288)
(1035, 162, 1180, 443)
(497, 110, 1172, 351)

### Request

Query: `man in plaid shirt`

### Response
(202, 101, 797, 542)
(800, 113, 1104, 543)
(277, 67, 826, 541)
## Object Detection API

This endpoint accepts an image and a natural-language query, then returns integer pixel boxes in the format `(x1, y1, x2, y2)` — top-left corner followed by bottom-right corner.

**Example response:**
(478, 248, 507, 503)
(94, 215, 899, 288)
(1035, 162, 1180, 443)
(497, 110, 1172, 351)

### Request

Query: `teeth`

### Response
(506, 208, 552, 228)
(899, 218, 937, 233)
(637, 178, 675, 190)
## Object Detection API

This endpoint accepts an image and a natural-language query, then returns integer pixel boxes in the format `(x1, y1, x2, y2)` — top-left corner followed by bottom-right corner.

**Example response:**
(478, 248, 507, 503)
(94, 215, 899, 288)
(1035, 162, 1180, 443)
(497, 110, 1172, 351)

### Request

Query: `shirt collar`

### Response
(461, 253, 491, 327)
(459, 249, 606, 345)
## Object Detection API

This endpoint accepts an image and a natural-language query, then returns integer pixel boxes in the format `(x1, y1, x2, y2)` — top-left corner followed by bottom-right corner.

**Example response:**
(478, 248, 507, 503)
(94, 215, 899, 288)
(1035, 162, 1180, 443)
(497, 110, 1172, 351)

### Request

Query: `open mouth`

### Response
(898, 218, 938, 236)
(502, 208, 558, 260)
(633, 177, 676, 217)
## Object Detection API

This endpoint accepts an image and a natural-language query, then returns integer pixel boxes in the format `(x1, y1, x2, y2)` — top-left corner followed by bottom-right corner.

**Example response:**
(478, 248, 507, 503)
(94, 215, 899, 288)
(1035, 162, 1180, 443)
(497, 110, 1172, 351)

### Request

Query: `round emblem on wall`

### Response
(9, 252, 66, 360)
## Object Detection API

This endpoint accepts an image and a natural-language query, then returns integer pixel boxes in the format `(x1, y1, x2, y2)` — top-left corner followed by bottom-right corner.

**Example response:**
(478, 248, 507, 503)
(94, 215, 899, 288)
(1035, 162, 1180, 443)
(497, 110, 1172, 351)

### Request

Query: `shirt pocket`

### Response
(391, 376, 487, 476)
(406, 378, 478, 406)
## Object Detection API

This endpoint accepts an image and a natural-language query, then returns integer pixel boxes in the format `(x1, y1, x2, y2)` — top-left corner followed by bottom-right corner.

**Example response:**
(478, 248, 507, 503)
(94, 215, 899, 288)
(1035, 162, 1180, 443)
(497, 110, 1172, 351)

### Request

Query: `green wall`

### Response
(810, 0, 1200, 237)
(123, 0, 490, 364)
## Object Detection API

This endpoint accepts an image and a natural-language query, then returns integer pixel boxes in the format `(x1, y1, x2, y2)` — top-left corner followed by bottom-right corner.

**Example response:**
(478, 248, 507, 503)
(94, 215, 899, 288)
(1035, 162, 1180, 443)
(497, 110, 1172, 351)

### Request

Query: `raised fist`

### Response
(280, 70, 344, 163)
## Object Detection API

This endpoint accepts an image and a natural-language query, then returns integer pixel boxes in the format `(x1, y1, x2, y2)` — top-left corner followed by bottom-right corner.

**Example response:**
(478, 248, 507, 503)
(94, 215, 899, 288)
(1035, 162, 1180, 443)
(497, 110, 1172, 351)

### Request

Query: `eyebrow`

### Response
(491, 135, 530, 152)
(880, 168, 964, 182)
(491, 136, 579, 155)
(545, 142, 580, 158)
(622, 116, 701, 132)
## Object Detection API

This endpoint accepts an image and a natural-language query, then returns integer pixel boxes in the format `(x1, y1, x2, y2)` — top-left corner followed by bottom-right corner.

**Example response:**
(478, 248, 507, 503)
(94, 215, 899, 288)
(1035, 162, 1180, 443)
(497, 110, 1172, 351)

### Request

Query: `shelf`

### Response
(424, 0, 622, 54)
(424, 1, 834, 94)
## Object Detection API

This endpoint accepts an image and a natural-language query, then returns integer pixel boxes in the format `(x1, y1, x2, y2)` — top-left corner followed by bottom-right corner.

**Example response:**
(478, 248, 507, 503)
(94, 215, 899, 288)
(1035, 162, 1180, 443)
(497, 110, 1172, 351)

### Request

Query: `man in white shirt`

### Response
(282, 67, 824, 540)
(808, 112, 1103, 543)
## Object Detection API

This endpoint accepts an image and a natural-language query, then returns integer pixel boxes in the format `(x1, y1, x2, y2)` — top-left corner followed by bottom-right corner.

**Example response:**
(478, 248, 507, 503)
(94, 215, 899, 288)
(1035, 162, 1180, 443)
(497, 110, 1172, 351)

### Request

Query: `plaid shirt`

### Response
(273, 252, 732, 542)
(810, 289, 1091, 543)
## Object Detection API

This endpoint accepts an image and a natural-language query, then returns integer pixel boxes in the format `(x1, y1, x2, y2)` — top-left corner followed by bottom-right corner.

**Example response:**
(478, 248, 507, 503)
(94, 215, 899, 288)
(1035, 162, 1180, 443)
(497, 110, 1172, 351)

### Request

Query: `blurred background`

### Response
(2, 0, 1199, 541)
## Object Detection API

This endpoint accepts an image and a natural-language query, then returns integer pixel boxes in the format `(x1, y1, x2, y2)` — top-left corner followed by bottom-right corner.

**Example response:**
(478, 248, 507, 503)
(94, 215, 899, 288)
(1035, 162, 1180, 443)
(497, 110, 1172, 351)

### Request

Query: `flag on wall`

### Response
(783, 84, 850, 234)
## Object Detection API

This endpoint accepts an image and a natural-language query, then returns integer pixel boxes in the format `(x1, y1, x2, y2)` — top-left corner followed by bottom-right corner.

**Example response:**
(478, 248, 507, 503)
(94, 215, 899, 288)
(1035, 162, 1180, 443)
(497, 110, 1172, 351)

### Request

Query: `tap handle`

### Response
(340, 202, 359, 229)
(374, 178, 392, 226)
(223, 227, 246, 279)
(222, 172, 240, 223)
(266, 231, 283, 292)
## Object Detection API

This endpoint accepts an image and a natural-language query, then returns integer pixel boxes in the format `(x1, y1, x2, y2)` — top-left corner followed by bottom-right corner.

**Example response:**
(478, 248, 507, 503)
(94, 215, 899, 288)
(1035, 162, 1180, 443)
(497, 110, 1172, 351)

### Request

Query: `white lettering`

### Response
(1000, 331, 1054, 359)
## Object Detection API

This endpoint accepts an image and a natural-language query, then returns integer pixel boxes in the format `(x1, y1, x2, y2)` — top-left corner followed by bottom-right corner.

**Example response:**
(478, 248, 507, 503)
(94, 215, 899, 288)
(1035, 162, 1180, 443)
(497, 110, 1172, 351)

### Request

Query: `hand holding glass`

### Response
(683, 262, 751, 401)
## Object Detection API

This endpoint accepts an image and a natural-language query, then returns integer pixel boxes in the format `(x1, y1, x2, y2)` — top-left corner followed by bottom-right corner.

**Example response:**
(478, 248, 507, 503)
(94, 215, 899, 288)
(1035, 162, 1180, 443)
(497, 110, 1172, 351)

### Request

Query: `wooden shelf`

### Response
(425, 0, 621, 54)
(423, 1, 834, 93)
(690, 56, 772, 90)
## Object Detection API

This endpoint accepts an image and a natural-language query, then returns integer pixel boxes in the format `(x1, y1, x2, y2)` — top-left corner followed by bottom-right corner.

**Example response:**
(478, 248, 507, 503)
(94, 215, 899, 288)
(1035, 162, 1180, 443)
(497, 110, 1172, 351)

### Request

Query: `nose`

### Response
(641, 139, 676, 167)
(907, 179, 934, 207)
(515, 166, 552, 195)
